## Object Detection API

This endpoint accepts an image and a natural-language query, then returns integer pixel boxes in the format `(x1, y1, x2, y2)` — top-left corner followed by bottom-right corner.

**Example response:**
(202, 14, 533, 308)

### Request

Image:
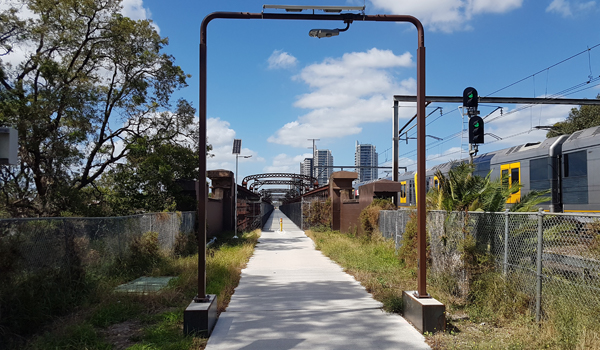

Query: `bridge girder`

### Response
(242, 173, 318, 188)
(249, 179, 311, 191)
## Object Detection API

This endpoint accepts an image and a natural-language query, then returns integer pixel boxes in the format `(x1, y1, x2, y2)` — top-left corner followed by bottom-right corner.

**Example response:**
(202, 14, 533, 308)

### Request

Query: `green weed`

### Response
(27, 324, 111, 350)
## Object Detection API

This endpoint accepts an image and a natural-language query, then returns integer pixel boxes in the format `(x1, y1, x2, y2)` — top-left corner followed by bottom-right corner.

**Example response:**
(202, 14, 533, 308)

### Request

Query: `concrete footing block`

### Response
(183, 295, 218, 337)
(402, 291, 445, 334)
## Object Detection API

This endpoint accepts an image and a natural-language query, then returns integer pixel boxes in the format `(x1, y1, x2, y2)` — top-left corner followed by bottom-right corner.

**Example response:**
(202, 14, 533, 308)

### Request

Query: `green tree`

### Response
(100, 136, 198, 215)
(546, 95, 600, 138)
(0, 0, 195, 217)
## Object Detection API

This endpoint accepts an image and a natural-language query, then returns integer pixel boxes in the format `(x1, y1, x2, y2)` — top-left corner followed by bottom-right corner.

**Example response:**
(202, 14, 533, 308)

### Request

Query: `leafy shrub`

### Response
(359, 198, 395, 237)
(113, 231, 164, 278)
(173, 231, 197, 257)
(303, 199, 331, 228)
(397, 211, 430, 269)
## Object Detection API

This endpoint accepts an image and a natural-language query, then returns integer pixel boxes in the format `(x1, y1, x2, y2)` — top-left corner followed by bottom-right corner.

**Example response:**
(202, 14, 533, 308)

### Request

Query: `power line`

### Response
(485, 43, 600, 97)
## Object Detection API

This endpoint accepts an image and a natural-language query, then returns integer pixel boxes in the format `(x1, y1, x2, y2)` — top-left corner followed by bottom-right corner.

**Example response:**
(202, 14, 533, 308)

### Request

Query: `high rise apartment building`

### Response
(355, 141, 378, 182)
(314, 149, 333, 186)
(300, 158, 313, 178)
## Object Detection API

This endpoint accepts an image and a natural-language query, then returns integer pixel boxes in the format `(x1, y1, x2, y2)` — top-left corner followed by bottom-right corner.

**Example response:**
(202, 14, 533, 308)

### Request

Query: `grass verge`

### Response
(306, 228, 600, 350)
(20, 229, 260, 350)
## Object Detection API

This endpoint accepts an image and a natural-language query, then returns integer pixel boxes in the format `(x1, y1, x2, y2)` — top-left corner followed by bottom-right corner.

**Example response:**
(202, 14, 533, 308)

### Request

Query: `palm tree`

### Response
(427, 162, 548, 213)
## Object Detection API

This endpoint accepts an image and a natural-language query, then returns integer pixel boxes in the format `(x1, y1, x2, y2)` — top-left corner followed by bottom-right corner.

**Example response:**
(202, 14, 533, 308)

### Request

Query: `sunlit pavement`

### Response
(205, 209, 430, 350)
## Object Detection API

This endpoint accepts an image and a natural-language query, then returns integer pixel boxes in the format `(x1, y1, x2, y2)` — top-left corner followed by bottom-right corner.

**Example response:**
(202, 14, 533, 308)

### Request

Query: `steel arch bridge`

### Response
(242, 173, 318, 187)
(249, 179, 313, 191)
(242, 173, 318, 202)
(259, 188, 300, 202)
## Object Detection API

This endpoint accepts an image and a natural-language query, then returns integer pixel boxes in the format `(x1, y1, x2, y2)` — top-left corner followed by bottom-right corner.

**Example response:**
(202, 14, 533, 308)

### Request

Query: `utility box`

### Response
(0, 127, 18, 165)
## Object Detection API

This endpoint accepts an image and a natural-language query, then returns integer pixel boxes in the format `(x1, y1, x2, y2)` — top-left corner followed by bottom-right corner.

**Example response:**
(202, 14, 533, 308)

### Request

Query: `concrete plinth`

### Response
(403, 291, 445, 334)
(184, 295, 218, 337)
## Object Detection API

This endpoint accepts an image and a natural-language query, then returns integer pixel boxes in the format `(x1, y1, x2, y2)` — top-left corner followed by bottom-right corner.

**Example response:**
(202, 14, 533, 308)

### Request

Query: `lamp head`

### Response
(308, 29, 339, 38)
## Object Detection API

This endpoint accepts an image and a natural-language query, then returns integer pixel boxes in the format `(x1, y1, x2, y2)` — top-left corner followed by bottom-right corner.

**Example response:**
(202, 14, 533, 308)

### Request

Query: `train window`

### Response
(530, 158, 548, 181)
(400, 184, 406, 198)
(564, 151, 587, 177)
(511, 168, 519, 186)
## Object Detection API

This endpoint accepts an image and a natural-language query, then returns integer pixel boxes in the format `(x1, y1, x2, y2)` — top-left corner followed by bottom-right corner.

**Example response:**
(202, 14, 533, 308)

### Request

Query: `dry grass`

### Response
(307, 227, 600, 350)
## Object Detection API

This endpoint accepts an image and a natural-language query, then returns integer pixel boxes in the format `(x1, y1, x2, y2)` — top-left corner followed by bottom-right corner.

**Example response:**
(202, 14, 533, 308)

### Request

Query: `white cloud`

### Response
(267, 50, 298, 70)
(546, 0, 596, 17)
(577, 1, 597, 11)
(370, 0, 522, 32)
(120, 0, 160, 33)
(546, 0, 573, 16)
(206, 118, 263, 171)
(268, 48, 416, 147)
(426, 146, 463, 166)
(484, 104, 573, 147)
(263, 153, 313, 173)
(121, 0, 149, 20)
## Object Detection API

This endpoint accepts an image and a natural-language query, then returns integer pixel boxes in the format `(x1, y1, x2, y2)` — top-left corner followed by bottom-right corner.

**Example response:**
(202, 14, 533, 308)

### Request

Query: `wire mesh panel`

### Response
(260, 202, 274, 228)
(279, 202, 302, 228)
(300, 198, 330, 231)
(379, 209, 413, 249)
(537, 213, 600, 318)
(0, 212, 196, 276)
(379, 209, 600, 319)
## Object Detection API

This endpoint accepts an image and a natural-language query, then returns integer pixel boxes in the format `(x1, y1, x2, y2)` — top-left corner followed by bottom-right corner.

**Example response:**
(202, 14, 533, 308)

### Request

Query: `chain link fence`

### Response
(279, 201, 302, 228)
(0, 212, 197, 341)
(279, 198, 330, 231)
(261, 202, 274, 228)
(380, 209, 600, 321)
(0, 212, 196, 276)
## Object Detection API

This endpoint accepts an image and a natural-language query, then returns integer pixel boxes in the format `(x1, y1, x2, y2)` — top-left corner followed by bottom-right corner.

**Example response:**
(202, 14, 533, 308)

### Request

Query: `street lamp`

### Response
(234, 153, 252, 239)
(191, 9, 430, 336)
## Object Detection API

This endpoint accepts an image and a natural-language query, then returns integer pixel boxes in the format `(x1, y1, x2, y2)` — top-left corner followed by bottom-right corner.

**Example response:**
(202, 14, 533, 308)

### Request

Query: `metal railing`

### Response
(379, 209, 600, 321)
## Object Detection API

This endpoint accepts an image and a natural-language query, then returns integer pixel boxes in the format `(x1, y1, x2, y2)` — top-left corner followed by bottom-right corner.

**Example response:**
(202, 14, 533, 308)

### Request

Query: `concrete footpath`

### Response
(205, 209, 430, 350)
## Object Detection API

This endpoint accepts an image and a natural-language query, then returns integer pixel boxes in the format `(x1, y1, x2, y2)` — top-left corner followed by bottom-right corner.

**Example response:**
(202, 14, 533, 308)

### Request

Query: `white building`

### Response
(355, 141, 378, 182)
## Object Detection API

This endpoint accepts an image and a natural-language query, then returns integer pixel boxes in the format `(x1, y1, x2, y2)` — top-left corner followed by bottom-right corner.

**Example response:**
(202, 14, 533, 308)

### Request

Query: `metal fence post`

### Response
(536, 208, 544, 323)
(300, 199, 304, 230)
(504, 209, 509, 276)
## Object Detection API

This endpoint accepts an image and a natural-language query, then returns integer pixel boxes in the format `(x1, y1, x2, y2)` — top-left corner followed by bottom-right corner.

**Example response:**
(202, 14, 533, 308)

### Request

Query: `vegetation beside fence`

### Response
(0, 212, 260, 350)
(307, 223, 600, 349)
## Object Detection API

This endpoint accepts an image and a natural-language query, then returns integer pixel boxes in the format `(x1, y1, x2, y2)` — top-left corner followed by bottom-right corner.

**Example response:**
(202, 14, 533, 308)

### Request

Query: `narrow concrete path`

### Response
(205, 209, 430, 350)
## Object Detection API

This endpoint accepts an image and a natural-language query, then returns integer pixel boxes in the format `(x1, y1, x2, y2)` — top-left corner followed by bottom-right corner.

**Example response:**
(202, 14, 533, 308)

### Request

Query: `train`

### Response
(358, 125, 600, 213)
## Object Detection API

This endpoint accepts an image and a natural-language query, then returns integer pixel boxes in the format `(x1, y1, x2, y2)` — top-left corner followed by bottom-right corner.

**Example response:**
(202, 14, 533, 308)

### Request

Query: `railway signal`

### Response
(463, 87, 478, 109)
(469, 116, 484, 144)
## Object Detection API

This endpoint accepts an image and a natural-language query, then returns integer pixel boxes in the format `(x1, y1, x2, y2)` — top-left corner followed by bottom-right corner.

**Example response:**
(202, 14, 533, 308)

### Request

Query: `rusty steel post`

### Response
(199, 11, 426, 302)
(197, 30, 208, 302)
(416, 45, 428, 298)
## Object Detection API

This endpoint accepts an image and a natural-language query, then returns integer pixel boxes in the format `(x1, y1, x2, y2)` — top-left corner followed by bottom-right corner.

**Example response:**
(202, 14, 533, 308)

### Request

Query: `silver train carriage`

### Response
(358, 125, 600, 213)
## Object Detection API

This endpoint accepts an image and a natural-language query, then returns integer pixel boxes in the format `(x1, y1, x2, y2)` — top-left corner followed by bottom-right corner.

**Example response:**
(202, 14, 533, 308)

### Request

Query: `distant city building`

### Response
(300, 157, 313, 178)
(314, 149, 333, 186)
(355, 141, 378, 182)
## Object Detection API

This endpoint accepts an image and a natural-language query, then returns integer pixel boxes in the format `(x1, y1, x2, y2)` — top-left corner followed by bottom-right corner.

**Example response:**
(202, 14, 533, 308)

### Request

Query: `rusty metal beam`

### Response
(200, 11, 428, 302)
(393, 95, 600, 105)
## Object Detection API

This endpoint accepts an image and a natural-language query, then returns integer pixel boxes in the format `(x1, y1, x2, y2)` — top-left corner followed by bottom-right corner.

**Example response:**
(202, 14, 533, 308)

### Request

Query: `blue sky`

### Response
(27, 0, 600, 182)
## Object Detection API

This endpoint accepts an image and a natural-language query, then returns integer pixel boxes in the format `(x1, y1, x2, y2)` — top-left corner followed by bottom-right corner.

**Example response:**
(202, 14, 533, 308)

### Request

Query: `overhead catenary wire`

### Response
(389, 44, 600, 171)
(485, 43, 600, 97)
